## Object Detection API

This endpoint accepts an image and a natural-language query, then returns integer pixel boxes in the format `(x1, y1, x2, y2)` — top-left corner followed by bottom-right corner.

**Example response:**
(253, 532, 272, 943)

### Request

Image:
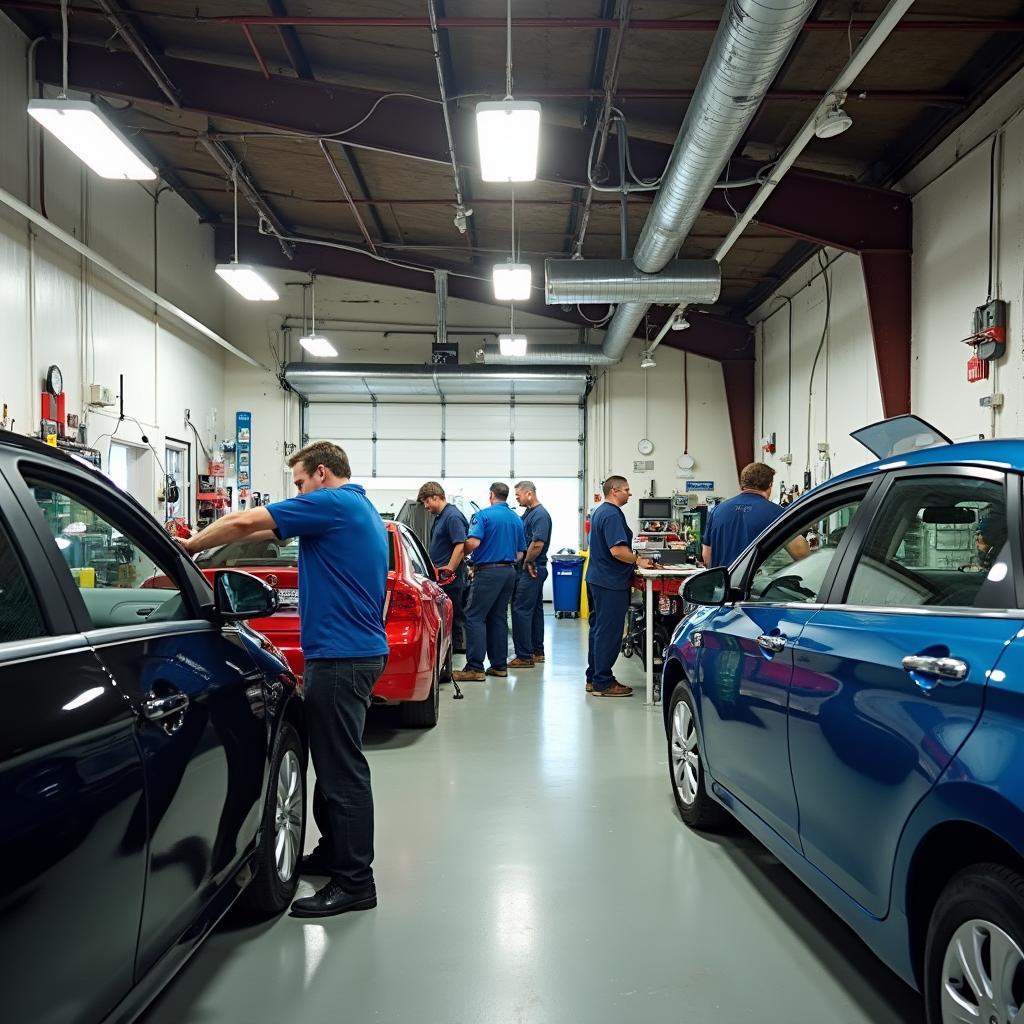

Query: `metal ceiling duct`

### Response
(482, 345, 615, 366)
(544, 259, 721, 305)
(593, 0, 816, 362)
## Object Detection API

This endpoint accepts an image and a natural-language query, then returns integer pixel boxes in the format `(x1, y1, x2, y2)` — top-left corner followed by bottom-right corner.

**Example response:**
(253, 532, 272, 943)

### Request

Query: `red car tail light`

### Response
(387, 580, 422, 622)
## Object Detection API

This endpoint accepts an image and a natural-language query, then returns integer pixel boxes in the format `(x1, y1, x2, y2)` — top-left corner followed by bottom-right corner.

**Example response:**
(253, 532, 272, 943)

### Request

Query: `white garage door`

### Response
(305, 400, 582, 482)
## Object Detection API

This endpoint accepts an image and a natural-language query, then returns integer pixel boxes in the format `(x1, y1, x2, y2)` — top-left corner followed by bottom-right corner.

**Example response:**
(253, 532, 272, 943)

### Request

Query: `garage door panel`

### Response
(446, 404, 510, 440)
(377, 404, 442, 440)
(307, 405, 372, 441)
(448, 440, 512, 477)
(377, 440, 443, 476)
(514, 440, 579, 478)
(514, 405, 579, 441)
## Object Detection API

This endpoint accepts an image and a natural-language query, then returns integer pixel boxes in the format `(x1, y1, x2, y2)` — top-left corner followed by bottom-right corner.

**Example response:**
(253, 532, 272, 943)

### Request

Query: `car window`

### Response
(747, 496, 864, 604)
(0, 518, 46, 644)
(198, 535, 300, 568)
(844, 475, 1010, 609)
(402, 531, 430, 578)
(25, 476, 189, 627)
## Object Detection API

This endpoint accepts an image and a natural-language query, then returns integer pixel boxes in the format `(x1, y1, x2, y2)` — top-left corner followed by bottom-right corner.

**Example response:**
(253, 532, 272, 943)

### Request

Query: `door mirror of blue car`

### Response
(683, 567, 730, 606)
(213, 569, 279, 621)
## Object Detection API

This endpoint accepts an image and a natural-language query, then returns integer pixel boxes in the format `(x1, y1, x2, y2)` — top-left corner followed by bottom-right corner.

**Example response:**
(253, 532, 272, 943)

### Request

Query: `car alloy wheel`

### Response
(275, 748, 303, 883)
(671, 698, 699, 807)
(939, 918, 1024, 1024)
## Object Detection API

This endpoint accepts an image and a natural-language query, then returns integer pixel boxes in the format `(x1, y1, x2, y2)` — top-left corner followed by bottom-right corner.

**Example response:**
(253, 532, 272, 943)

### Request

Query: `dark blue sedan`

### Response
(0, 431, 307, 1024)
(664, 417, 1024, 1024)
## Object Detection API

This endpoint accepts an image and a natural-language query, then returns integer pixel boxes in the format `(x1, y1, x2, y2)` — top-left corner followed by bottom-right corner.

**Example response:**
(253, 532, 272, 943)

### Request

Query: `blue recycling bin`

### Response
(551, 554, 584, 618)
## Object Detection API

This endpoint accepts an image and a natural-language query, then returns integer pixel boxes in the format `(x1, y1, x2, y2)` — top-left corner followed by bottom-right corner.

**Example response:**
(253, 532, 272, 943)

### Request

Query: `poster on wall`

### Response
(235, 411, 252, 509)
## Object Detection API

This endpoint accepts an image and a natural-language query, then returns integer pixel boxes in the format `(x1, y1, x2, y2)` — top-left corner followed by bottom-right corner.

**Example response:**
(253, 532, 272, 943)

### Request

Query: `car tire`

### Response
(667, 684, 728, 830)
(401, 646, 440, 728)
(240, 723, 306, 917)
(924, 863, 1024, 1024)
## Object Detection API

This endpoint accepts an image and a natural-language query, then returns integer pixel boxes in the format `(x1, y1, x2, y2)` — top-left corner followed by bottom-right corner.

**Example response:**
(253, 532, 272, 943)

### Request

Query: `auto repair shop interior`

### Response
(5, 2, 1024, 1023)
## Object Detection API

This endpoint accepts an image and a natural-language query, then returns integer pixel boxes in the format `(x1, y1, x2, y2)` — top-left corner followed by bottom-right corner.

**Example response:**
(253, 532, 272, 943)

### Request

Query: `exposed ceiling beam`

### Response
(36, 41, 910, 258)
(218, 224, 754, 362)
(8, 4, 1024, 32)
(266, 0, 313, 80)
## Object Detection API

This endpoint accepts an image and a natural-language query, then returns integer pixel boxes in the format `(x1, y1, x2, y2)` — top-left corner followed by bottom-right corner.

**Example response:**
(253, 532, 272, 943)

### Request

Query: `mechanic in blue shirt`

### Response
(452, 482, 526, 682)
(183, 440, 388, 920)
(418, 481, 470, 653)
(509, 480, 553, 668)
(702, 462, 807, 569)
(586, 476, 656, 697)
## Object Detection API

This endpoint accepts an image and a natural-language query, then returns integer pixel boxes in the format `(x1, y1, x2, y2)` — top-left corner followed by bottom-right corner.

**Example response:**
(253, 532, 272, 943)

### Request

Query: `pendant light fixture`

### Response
(215, 166, 279, 301)
(476, 0, 541, 182)
(27, 1, 155, 181)
(298, 274, 337, 357)
(492, 189, 532, 301)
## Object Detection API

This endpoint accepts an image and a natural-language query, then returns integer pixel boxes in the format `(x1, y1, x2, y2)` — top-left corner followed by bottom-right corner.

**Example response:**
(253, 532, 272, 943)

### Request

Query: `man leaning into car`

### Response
(181, 440, 389, 919)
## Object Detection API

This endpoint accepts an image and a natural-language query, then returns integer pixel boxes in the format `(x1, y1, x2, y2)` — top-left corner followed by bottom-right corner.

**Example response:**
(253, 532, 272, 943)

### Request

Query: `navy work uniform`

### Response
(512, 504, 553, 660)
(586, 501, 635, 692)
(428, 501, 470, 652)
(463, 504, 526, 673)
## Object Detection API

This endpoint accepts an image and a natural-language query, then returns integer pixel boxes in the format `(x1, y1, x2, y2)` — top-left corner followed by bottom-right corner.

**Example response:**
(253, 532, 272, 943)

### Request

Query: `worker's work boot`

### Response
(452, 668, 486, 682)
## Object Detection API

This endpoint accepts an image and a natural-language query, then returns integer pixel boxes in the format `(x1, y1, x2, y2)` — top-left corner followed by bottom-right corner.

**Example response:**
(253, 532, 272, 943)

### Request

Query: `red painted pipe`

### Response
(241, 25, 271, 81)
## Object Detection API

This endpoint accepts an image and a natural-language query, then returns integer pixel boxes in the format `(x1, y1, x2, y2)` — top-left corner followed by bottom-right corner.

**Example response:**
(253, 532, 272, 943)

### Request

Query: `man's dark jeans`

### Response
(586, 582, 630, 690)
(464, 565, 516, 672)
(512, 564, 547, 658)
(304, 655, 387, 891)
(441, 567, 467, 651)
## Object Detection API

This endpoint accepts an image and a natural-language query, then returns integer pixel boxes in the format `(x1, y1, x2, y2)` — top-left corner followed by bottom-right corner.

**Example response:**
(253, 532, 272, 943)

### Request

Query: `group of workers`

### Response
(172, 443, 801, 922)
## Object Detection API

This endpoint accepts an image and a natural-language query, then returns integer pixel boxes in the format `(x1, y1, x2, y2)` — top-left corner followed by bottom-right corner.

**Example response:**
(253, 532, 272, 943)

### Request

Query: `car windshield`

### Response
(198, 536, 299, 567)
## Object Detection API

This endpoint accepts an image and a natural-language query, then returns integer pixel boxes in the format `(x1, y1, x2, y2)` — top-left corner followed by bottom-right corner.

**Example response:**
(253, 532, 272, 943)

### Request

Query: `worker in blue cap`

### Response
(452, 483, 526, 682)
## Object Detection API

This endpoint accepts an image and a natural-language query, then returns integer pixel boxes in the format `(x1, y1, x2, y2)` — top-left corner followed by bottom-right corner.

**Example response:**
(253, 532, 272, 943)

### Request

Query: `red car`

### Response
(192, 520, 452, 727)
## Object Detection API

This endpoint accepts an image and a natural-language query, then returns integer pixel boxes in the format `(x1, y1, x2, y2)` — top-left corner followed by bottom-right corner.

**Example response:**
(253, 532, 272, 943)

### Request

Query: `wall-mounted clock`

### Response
(637, 438, 654, 456)
(46, 364, 64, 397)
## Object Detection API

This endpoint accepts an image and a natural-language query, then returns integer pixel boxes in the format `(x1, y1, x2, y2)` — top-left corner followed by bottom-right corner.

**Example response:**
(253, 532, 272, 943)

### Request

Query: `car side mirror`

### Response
(682, 567, 730, 606)
(213, 569, 279, 621)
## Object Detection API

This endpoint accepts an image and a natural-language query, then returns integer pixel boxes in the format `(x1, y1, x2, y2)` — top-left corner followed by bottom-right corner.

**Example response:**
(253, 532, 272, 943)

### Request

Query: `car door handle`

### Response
(142, 692, 190, 721)
(136, 607, 155, 617)
(901, 655, 969, 683)
(757, 634, 787, 653)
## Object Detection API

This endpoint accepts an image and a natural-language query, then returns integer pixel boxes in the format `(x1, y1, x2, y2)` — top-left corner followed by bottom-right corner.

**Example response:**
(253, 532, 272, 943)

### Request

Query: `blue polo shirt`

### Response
(587, 501, 633, 589)
(522, 504, 553, 566)
(428, 502, 469, 567)
(467, 503, 526, 565)
(267, 484, 389, 660)
(704, 491, 784, 568)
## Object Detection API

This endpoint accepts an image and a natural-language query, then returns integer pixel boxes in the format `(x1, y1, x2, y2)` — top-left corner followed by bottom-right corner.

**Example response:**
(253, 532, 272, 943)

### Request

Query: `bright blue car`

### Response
(663, 417, 1024, 1024)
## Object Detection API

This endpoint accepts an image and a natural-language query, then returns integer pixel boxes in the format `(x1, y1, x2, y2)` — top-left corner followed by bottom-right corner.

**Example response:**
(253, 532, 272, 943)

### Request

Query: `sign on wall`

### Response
(236, 410, 252, 508)
(686, 480, 715, 491)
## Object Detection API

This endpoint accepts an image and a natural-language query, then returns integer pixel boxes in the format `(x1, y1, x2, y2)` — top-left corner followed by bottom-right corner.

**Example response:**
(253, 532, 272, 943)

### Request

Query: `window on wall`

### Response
(108, 442, 129, 492)
(164, 442, 188, 522)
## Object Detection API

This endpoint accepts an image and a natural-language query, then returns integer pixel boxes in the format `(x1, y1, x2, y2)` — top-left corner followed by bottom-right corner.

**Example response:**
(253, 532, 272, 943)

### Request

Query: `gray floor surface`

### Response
(142, 614, 923, 1024)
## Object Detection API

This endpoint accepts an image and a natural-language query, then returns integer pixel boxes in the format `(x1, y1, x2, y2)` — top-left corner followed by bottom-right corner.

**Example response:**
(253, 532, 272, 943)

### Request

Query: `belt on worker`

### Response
(474, 561, 515, 570)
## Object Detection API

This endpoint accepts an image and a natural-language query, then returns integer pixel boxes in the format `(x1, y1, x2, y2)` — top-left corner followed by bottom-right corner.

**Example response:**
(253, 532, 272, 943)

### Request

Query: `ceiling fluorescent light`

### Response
(28, 99, 156, 181)
(298, 335, 338, 358)
(498, 333, 528, 357)
(215, 263, 279, 301)
(493, 262, 532, 301)
(476, 100, 542, 182)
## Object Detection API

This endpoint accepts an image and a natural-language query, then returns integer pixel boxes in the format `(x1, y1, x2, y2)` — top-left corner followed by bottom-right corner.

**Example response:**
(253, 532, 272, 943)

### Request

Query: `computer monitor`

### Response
(639, 497, 672, 520)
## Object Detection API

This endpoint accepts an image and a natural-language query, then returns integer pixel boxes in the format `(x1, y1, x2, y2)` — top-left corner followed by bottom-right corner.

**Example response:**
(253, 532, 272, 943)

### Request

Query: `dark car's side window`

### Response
(0, 520, 46, 643)
(844, 475, 1010, 610)
(747, 495, 865, 605)
(24, 476, 190, 627)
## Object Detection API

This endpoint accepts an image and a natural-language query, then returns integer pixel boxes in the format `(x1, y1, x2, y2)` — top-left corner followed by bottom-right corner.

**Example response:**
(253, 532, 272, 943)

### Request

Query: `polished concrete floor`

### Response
(142, 614, 923, 1024)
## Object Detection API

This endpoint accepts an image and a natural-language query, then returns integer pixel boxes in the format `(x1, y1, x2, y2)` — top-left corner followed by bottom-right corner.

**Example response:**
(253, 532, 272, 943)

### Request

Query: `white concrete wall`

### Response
(752, 71, 1024, 484)
(0, 15, 230, 522)
(585, 342, 740, 530)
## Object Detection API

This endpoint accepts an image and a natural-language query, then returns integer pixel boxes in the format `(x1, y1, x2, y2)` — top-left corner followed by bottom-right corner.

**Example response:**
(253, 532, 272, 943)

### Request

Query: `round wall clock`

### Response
(46, 364, 64, 397)
(637, 438, 654, 456)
